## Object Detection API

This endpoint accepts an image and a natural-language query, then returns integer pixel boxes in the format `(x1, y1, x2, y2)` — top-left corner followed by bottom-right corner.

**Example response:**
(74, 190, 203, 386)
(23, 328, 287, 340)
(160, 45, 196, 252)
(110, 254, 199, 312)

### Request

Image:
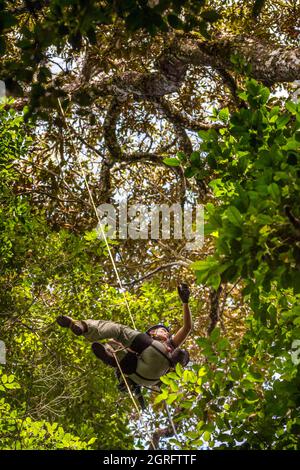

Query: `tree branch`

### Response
(208, 285, 223, 335)
(123, 260, 190, 287)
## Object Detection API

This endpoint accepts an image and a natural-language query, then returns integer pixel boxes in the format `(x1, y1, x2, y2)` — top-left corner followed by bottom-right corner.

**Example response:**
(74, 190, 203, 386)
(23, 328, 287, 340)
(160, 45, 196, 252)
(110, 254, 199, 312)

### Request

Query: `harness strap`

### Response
(149, 343, 174, 367)
(130, 333, 153, 354)
(130, 333, 174, 366)
(131, 334, 174, 367)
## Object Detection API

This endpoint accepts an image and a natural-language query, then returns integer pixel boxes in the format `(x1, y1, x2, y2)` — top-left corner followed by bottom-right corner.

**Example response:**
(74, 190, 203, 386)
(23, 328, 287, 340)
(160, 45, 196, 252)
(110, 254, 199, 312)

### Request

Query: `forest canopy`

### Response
(1, 0, 300, 450)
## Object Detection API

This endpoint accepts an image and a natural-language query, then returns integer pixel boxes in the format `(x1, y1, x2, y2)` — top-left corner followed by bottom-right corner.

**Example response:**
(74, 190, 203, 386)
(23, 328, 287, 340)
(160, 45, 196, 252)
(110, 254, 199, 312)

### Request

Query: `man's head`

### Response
(146, 324, 170, 342)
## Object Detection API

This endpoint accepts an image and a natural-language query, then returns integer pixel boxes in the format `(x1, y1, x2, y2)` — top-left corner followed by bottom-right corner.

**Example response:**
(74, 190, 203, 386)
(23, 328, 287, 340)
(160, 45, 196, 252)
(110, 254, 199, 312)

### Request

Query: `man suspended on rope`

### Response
(56, 283, 192, 408)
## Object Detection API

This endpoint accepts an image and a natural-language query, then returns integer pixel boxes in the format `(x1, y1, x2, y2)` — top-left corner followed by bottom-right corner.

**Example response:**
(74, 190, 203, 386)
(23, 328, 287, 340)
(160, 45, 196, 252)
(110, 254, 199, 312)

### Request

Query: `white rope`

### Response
(57, 99, 136, 330)
(57, 99, 157, 448)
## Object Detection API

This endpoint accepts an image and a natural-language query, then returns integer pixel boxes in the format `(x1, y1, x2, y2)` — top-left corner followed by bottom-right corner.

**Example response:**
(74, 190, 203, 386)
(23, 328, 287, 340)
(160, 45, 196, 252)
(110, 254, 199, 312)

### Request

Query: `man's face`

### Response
(150, 327, 169, 341)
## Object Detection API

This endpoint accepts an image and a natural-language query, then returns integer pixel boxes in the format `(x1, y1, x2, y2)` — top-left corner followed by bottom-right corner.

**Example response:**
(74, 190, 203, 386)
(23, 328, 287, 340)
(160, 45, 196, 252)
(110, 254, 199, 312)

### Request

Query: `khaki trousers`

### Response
(83, 319, 140, 359)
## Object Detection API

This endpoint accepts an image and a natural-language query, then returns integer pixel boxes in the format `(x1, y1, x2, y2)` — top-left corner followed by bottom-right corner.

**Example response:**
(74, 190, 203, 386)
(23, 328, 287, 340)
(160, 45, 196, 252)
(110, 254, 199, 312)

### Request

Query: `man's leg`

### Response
(86, 320, 140, 368)
(57, 316, 140, 346)
(83, 319, 140, 347)
(57, 316, 141, 369)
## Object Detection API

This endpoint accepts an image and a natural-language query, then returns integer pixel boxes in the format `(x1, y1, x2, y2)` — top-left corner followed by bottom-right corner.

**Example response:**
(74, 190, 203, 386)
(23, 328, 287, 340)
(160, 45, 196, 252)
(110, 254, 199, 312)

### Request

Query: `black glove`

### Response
(177, 283, 190, 303)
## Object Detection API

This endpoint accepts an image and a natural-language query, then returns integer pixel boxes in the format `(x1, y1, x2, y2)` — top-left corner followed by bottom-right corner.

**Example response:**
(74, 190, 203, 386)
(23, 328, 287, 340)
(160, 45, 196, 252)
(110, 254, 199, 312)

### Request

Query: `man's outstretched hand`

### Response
(177, 283, 190, 304)
(173, 283, 193, 347)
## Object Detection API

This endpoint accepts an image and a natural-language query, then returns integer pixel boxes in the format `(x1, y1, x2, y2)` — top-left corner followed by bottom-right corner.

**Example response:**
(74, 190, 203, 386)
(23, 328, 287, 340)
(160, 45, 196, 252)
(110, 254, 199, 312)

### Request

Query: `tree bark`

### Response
(68, 35, 300, 105)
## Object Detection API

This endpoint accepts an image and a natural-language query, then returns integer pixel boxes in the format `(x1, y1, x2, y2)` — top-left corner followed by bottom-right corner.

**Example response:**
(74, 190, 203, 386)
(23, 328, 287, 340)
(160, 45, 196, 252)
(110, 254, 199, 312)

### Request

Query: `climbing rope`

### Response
(57, 99, 179, 448)
(57, 99, 158, 447)
(58, 100, 136, 330)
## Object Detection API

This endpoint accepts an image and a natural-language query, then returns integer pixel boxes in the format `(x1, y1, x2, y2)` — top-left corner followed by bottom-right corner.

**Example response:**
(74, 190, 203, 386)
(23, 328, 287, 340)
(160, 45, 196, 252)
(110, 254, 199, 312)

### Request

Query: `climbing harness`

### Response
(108, 330, 189, 385)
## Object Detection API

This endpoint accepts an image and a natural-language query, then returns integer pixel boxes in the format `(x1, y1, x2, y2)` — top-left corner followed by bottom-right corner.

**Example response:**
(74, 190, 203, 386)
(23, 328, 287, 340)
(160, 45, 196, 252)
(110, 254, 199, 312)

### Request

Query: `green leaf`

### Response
(184, 166, 197, 178)
(198, 130, 210, 141)
(276, 114, 290, 129)
(210, 327, 221, 342)
(175, 362, 183, 377)
(230, 367, 242, 381)
(177, 151, 186, 161)
(166, 393, 178, 405)
(259, 86, 270, 105)
(163, 157, 181, 167)
(190, 151, 200, 164)
(154, 391, 168, 405)
(286, 101, 297, 114)
(196, 338, 210, 348)
(191, 259, 219, 272)
(208, 273, 221, 289)
(217, 338, 230, 351)
(183, 369, 197, 383)
(282, 139, 300, 151)
(267, 182, 280, 201)
(219, 107, 229, 122)
(203, 430, 211, 441)
(168, 371, 180, 380)
(225, 206, 243, 227)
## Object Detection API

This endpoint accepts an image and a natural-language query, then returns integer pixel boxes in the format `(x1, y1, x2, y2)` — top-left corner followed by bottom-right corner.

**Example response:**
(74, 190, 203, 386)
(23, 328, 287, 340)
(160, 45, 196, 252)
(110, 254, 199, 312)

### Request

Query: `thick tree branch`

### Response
(208, 285, 223, 335)
(101, 96, 188, 207)
(103, 97, 123, 160)
(215, 68, 241, 105)
(67, 35, 300, 108)
(155, 97, 224, 133)
(11, 34, 300, 114)
(148, 425, 174, 450)
(196, 35, 300, 84)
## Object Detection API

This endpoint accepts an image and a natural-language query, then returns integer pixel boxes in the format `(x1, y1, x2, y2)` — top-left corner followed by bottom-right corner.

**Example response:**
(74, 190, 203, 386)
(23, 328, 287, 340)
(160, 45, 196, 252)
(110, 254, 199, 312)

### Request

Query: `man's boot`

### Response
(56, 315, 87, 336)
(92, 342, 118, 367)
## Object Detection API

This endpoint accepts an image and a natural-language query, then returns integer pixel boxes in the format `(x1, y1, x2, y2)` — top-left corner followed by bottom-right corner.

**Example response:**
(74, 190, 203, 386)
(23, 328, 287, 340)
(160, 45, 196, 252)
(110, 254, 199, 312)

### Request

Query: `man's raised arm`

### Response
(172, 284, 193, 348)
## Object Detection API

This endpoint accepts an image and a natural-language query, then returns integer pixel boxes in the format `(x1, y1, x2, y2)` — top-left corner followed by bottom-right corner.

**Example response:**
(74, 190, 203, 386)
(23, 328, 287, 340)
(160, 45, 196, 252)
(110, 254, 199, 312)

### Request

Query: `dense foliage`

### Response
(0, 104, 133, 449)
(1, 0, 300, 451)
(188, 80, 300, 296)
(159, 80, 300, 449)
(0, 0, 220, 110)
